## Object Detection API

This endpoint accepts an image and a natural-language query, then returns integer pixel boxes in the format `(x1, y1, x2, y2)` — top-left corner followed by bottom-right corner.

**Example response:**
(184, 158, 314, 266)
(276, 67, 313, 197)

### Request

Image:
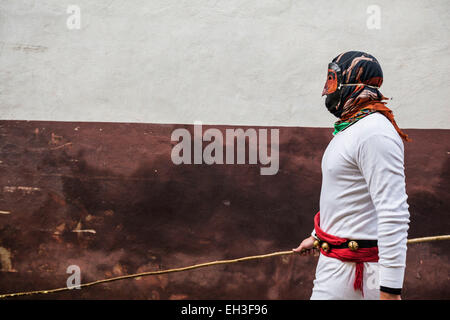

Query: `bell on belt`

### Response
(321, 242, 330, 252)
(348, 240, 359, 251)
(313, 239, 320, 249)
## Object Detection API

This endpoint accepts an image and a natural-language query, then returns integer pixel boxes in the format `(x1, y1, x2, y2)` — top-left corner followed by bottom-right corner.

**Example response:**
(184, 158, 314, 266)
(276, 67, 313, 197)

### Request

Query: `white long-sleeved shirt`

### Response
(313, 112, 410, 289)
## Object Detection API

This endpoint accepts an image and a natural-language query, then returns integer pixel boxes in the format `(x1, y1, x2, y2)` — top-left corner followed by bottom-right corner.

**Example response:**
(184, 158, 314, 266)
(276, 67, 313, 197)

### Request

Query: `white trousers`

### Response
(310, 254, 380, 300)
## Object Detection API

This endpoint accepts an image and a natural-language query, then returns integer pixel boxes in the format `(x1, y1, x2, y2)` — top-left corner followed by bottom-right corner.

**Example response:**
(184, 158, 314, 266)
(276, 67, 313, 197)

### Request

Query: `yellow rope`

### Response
(1, 235, 449, 299)
(404, 235, 450, 244)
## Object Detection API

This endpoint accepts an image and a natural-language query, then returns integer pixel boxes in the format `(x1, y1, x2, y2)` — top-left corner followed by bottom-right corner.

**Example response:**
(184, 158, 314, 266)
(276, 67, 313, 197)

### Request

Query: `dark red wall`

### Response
(0, 121, 448, 299)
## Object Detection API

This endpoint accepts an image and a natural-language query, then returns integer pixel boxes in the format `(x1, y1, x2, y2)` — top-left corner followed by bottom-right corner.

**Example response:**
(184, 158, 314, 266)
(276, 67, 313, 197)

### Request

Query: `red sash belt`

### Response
(314, 212, 379, 295)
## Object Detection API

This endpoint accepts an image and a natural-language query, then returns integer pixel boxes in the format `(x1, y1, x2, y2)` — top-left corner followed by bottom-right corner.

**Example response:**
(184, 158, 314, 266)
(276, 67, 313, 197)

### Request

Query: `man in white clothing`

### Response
(293, 51, 411, 300)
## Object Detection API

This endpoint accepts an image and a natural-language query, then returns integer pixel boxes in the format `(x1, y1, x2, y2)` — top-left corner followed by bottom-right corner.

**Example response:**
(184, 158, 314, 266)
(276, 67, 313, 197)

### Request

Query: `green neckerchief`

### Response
(333, 121, 350, 135)
(333, 108, 377, 136)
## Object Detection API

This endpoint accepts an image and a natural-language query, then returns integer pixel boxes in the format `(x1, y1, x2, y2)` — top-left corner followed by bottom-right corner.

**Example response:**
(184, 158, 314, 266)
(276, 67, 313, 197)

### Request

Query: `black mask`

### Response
(325, 88, 343, 118)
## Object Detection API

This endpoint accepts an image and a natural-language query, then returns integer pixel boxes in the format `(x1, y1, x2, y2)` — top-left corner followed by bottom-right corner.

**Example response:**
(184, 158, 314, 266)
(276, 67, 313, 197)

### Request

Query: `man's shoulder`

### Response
(351, 112, 401, 141)
(336, 112, 404, 153)
(357, 112, 393, 130)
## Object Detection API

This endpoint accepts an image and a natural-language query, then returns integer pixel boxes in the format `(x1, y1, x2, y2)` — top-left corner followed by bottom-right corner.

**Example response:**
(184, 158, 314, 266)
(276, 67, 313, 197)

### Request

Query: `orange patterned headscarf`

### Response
(325, 51, 411, 142)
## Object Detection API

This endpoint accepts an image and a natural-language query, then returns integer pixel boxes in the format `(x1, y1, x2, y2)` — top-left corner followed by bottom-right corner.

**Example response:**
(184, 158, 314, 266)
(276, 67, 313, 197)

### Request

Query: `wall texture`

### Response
(0, 121, 448, 299)
(0, 0, 449, 128)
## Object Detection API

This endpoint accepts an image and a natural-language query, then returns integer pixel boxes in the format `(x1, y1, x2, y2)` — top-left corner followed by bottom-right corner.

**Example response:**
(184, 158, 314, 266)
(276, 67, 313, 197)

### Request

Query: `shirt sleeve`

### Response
(357, 133, 410, 290)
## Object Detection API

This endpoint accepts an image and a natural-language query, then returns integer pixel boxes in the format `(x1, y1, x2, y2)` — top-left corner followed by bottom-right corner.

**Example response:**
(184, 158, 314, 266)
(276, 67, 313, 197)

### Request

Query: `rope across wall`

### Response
(1, 235, 449, 299)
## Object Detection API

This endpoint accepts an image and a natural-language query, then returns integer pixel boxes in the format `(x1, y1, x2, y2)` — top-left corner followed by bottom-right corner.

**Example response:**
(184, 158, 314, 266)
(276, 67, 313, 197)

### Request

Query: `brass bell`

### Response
(313, 240, 320, 249)
(348, 240, 359, 251)
(321, 242, 330, 252)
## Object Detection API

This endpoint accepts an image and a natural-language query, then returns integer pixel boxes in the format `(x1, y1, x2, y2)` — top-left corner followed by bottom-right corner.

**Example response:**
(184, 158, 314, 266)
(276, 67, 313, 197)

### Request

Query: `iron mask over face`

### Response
(322, 62, 343, 118)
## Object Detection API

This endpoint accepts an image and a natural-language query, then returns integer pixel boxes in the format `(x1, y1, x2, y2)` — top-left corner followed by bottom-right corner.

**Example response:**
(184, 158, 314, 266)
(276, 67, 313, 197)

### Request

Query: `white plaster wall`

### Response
(0, 0, 449, 128)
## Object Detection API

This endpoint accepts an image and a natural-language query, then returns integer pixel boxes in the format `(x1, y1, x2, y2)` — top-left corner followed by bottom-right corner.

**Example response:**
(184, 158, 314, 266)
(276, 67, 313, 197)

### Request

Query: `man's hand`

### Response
(292, 236, 318, 256)
(380, 291, 402, 300)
